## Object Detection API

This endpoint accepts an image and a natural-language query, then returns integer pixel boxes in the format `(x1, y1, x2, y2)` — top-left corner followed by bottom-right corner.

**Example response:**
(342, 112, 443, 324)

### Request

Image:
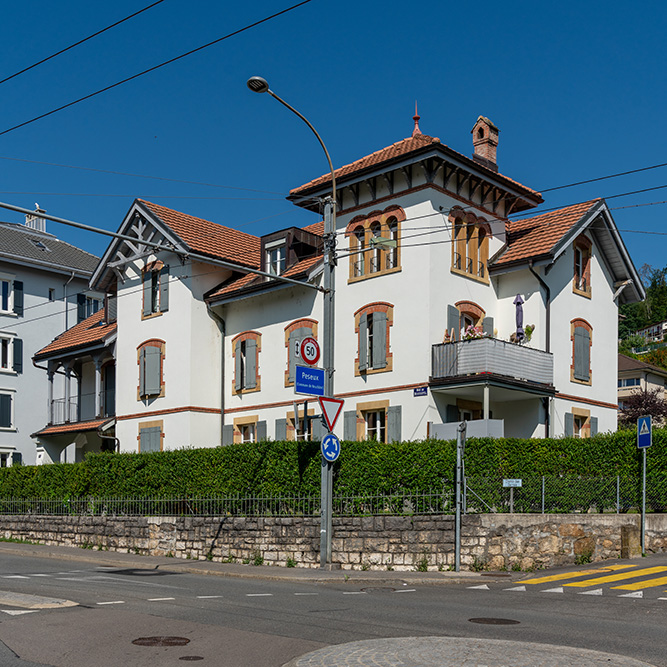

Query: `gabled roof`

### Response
(206, 255, 322, 305)
(34, 309, 116, 360)
(32, 417, 112, 438)
(288, 132, 542, 210)
(618, 353, 667, 378)
(0, 221, 99, 277)
(303, 220, 324, 236)
(491, 200, 600, 269)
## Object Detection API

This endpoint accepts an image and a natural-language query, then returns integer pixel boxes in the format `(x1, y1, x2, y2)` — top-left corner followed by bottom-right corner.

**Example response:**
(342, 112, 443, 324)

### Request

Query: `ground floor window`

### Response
(364, 410, 386, 442)
(240, 423, 255, 443)
(138, 420, 163, 452)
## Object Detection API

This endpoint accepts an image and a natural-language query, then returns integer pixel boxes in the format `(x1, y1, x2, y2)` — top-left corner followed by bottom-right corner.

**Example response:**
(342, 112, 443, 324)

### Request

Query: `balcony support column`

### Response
(483, 383, 490, 419)
(94, 357, 103, 418)
(64, 364, 72, 423)
(47, 364, 55, 425)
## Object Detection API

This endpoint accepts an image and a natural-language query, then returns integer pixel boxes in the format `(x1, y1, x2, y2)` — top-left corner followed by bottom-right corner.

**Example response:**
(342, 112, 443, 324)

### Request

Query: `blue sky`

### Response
(1, 0, 666, 273)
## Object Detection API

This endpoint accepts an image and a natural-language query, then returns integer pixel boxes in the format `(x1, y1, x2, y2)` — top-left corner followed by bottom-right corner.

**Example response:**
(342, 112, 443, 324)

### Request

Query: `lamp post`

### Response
(247, 76, 336, 567)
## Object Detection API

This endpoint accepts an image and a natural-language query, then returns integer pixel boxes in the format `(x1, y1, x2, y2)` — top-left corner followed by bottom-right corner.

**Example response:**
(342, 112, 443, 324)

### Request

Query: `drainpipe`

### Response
(63, 271, 75, 330)
(529, 260, 552, 437)
(208, 310, 226, 443)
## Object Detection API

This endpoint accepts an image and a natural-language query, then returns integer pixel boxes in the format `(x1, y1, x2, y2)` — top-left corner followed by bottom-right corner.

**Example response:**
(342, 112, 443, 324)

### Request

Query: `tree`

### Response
(618, 387, 667, 427)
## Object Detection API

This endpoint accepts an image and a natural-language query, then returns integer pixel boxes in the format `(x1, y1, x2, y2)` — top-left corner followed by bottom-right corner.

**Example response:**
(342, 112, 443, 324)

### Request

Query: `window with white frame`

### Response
(355, 303, 393, 375)
(0, 336, 22, 374)
(240, 423, 256, 443)
(266, 241, 286, 276)
(142, 262, 169, 317)
(364, 410, 386, 442)
(233, 332, 261, 393)
(138, 340, 165, 399)
(618, 378, 641, 388)
(0, 276, 22, 316)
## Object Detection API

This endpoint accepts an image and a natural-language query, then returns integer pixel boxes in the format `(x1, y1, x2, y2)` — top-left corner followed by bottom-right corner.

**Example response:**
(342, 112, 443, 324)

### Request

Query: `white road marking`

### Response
(147, 597, 175, 601)
(579, 588, 604, 596)
(31, 574, 51, 577)
(97, 601, 125, 605)
(541, 587, 564, 593)
(658, 597, 667, 601)
(246, 594, 273, 597)
(2, 610, 39, 616)
(618, 591, 643, 598)
(394, 589, 416, 593)
(294, 593, 319, 596)
(468, 584, 490, 590)
(2, 576, 29, 579)
(504, 586, 526, 592)
(342, 591, 366, 595)
(197, 595, 223, 599)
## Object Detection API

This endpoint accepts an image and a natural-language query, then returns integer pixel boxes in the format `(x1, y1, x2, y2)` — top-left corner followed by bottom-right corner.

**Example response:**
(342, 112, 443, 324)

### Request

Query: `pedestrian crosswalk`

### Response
(468, 563, 667, 600)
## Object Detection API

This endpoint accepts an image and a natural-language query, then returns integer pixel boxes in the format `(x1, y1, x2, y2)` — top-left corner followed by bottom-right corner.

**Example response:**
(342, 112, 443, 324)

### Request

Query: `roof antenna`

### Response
(412, 102, 422, 137)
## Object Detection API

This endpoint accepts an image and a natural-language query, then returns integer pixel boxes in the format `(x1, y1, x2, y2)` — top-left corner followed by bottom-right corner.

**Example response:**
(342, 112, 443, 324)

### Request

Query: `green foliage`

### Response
(0, 431, 666, 501)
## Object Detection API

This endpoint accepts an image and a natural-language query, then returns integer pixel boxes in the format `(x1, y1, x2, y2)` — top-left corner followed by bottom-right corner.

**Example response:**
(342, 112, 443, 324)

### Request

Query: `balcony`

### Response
(431, 338, 554, 388)
(50, 389, 116, 426)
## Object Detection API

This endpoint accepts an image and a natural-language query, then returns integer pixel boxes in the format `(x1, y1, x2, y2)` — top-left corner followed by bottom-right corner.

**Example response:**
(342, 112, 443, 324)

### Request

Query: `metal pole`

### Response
(455, 421, 466, 572)
(641, 448, 646, 554)
(616, 474, 620, 515)
(541, 475, 545, 514)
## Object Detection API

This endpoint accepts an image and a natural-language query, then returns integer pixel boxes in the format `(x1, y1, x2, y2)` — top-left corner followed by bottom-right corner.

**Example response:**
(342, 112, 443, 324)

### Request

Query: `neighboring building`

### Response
(617, 353, 667, 413)
(635, 320, 667, 344)
(1, 208, 100, 465)
(32, 114, 645, 460)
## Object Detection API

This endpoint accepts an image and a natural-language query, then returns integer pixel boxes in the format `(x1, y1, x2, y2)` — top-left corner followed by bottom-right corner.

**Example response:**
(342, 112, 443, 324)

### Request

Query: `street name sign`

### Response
(502, 479, 522, 488)
(637, 415, 652, 449)
(321, 433, 341, 462)
(318, 396, 344, 432)
(295, 365, 325, 397)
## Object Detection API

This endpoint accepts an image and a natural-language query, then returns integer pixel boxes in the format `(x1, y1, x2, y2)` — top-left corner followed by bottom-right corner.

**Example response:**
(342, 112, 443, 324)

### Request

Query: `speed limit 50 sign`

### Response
(298, 337, 320, 365)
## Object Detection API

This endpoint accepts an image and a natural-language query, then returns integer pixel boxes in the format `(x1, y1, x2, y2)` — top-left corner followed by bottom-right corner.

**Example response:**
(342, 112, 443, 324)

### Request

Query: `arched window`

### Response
(571, 318, 592, 385)
(388, 218, 399, 269)
(231, 331, 261, 393)
(449, 208, 490, 283)
(354, 302, 394, 375)
(137, 339, 165, 399)
(370, 222, 382, 273)
(353, 226, 365, 277)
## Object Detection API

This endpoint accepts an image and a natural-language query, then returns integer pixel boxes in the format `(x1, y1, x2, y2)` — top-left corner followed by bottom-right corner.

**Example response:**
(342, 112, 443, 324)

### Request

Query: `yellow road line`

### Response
(611, 575, 667, 591)
(520, 564, 637, 585)
(564, 566, 667, 588)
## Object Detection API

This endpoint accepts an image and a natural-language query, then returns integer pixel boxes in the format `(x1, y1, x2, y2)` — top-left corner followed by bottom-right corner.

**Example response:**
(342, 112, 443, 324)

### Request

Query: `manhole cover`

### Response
(469, 618, 520, 625)
(179, 657, 204, 662)
(132, 636, 191, 647)
(360, 587, 396, 594)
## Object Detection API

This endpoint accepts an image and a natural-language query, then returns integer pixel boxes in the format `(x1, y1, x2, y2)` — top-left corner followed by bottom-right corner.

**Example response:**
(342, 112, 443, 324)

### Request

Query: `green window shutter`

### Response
(482, 316, 494, 337)
(77, 293, 86, 323)
(13, 281, 23, 317)
(343, 410, 357, 440)
(144, 346, 161, 395)
(372, 311, 387, 369)
(275, 418, 287, 441)
(573, 327, 590, 381)
(256, 420, 267, 441)
(244, 338, 257, 389)
(447, 305, 460, 340)
(142, 272, 152, 317)
(234, 342, 243, 391)
(140, 426, 161, 452)
(289, 327, 310, 382)
(222, 424, 234, 446)
(159, 266, 169, 312)
(387, 405, 402, 443)
(12, 338, 22, 374)
(0, 394, 11, 428)
(358, 316, 368, 372)
(564, 412, 574, 437)
(590, 416, 598, 436)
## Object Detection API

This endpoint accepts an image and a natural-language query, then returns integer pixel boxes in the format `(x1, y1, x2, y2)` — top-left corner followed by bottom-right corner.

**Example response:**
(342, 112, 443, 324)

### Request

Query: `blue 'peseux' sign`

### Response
(295, 365, 325, 396)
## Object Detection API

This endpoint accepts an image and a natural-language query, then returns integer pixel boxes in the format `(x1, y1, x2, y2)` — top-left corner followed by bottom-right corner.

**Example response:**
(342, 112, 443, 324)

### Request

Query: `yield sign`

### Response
(318, 397, 344, 432)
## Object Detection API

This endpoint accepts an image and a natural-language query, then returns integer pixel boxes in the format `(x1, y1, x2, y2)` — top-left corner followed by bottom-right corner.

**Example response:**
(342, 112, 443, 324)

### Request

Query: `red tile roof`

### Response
(303, 221, 324, 236)
(139, 200, 261, 269)
(33, 418, 112, 437)
(35, 310, 116, 359)
(491, 200, 600, 269)
(290, 133, 540, 199)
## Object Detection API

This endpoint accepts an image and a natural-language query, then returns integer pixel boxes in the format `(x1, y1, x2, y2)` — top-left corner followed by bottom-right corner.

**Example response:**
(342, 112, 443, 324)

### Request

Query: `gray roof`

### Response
(0, 221, 99, 277)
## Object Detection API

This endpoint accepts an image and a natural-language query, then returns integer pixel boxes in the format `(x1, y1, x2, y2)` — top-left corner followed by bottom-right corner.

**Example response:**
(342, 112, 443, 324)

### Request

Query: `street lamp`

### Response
(247, 76, 337, 568)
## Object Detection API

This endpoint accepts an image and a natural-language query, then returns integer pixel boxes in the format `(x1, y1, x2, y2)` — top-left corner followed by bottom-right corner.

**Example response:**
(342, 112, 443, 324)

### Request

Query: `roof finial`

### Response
(412, 101, 421, 137)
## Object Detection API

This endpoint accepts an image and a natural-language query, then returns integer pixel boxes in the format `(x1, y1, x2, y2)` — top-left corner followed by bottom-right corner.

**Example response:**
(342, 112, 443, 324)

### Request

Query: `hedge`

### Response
(0, 427, 664, 500)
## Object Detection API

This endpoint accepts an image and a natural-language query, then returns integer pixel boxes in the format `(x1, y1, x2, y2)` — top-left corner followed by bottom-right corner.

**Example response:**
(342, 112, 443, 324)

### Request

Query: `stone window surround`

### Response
(573, 234, 592, 299)
(355, 399, 390, 442)
(233, 414, 259, 444)
(284, 319, 318, 387)
(137, 419, 164, 452)
(136, 339, 166, 400)
(354, 302, 394, 376)
(570, 318, 592, 386)
(231, 331, 262, 395)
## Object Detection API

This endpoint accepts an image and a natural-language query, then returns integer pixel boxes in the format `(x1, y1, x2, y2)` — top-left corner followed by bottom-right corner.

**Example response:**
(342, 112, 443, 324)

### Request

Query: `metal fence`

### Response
(0, 477, 663, 517)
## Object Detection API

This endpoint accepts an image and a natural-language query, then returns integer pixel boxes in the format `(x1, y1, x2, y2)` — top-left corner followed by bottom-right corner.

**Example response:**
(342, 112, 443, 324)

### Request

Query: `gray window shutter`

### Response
(387, 405, 402, 443)
(590, 416, 598, 436)
(222, 424, 234, 446)
(446, 404, 459, 423)
(0, 394, 11, 428)
(275, 418, 287, 441)
(11, 453, 21, 465)
(107, 295, 117, 322)
(447, 305, 459, 341)
(141, 426, 161, 452)
(13, 281, 23, 317)
(482, 316, 494, 337)
(12, 338, 22, 374)
(159, 266, 169, 312)
(256, 420, 267, 442)
(288, 327, 310, 382)
(564, 412, 574, 437)
(312, 415, 325, 442)
(244, 338, 257, 389)
(358, 316, 368, 372)
(343, 410, 357, 440)
(142, 272, 152, 317)
(372, 311, 387, 369)
(234, 342, 243, 391)
(574, 327, 590, 381)
(144, 346, 161, 395)
(139, 348, 146, 396)
(77, 293, 86, 323)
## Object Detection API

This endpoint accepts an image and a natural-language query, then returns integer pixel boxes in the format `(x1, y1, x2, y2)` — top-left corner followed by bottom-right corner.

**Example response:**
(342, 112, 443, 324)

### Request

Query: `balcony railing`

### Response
(50, 389, 115, 426)
(432, 338, 554, 386)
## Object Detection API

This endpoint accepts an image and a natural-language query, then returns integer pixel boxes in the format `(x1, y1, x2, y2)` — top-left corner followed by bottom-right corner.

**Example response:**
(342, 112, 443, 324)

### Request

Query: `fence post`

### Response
(616, 475, 620, 514)
(541, 476, 545, 514)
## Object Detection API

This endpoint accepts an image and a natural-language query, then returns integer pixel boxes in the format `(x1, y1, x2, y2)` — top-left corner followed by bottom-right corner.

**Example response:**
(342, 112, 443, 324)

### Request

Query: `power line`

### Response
(539, 162, 667, 193)
(0, 0, 315, 138)
(0, 1, 168, 86)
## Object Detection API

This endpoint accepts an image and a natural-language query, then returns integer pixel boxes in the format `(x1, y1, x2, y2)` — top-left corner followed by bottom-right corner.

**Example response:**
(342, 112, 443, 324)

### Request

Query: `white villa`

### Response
(31, 114, 644, 461)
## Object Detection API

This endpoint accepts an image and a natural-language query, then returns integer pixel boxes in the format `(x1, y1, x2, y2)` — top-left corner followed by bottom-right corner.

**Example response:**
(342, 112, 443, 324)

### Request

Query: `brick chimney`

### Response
(471, 116, 499, 172)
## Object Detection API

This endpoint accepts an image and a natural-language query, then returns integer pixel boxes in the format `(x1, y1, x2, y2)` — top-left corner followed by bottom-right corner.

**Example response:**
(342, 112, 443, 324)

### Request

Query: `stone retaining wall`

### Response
(0, 513, 665, 571)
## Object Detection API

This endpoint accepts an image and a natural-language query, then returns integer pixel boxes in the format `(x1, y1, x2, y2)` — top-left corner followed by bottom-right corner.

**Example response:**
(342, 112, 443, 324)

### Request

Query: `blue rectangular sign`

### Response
(637, 415, 652, 449)
(413, 387, 428, 397)
(295, 365, 325, 397)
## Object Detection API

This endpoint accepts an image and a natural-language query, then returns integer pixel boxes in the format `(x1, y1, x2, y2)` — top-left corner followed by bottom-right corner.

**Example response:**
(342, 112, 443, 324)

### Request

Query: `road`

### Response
(0, 548, 664, 666)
